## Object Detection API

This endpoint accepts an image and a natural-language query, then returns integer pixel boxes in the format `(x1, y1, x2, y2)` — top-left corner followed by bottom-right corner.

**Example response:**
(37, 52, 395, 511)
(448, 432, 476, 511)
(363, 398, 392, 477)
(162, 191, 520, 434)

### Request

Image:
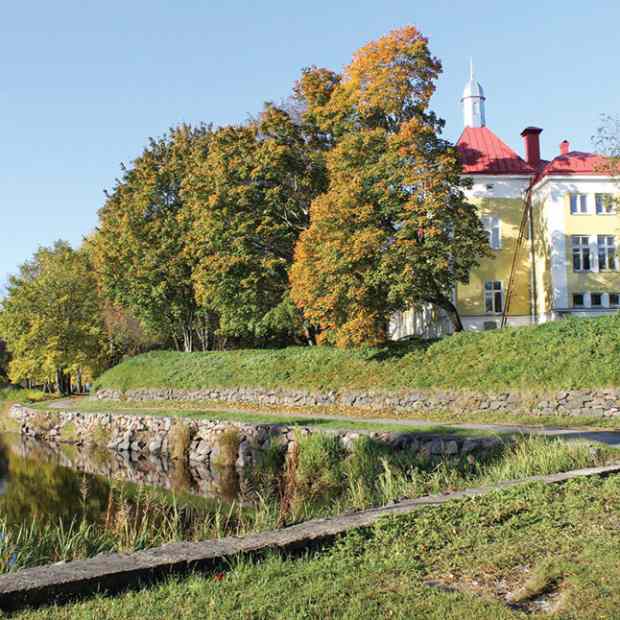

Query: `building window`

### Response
(484, 281, 503, 313)
(595, 193, 614, 215)
(610, 293, 620, 307)
(481, 216, 501, 249)
(569, 193, 588, 214)
(591, 292, 603, 307)
(572, 235, 591, 272)
(572, 293, 585, 307)
(597, 235, 616, 271)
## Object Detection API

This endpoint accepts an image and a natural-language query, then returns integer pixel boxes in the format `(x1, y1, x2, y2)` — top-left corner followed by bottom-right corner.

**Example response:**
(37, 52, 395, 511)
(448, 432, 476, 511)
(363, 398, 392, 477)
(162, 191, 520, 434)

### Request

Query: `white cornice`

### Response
(461, 174, 533, 181)
(532, 174, 617, 193)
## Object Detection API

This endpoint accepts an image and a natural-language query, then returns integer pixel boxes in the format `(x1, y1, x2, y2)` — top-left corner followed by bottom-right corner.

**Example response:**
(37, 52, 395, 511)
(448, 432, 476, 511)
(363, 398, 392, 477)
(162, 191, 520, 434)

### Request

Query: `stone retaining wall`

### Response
(94, 386, 620, 418)
(10, 405, 502, 472)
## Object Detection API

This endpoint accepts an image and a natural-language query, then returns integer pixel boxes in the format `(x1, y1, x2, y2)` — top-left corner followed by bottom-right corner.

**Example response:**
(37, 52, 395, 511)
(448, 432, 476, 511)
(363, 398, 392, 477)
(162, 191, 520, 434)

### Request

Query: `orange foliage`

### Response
(290, 26, 487, 347)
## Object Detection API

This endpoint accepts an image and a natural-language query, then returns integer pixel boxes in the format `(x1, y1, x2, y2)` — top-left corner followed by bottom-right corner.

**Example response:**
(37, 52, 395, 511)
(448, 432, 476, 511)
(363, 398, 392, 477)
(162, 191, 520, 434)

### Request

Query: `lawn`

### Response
(0, 388, 49, 414)
(50, 396, 620, 430)
(15, 473, 620, 619)
(44, 398, 494, 437)
(94, 315, 620, 394)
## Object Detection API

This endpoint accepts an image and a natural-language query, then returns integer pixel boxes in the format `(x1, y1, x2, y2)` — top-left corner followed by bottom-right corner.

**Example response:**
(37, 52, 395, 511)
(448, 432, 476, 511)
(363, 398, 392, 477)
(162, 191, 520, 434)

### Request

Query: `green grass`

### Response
(15, 473, 620, 619)
(0, 387, 51, 423)
(0, 436, 611, 575)
(39, 399, 494, 437)
(0, 387, 49, 406)
(47, 396, 620, 430)
(94, 315, 620, 394)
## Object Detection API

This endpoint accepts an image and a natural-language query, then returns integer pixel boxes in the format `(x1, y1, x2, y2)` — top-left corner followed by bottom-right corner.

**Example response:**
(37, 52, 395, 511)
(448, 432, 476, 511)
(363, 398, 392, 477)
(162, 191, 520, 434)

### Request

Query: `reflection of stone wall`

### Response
(10, 406, 502, 467)
(94, 387, 620, 418)
(8, 438, 248, 503)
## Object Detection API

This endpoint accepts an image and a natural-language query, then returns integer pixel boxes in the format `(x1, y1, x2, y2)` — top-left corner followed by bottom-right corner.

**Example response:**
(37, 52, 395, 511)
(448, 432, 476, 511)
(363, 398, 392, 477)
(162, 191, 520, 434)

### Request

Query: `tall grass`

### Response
(0, 435, 611, 574)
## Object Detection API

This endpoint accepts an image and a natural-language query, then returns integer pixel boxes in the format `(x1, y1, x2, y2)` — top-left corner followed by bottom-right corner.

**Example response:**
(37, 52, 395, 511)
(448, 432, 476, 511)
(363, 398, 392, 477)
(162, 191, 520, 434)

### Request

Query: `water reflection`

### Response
(0, 434, 248, 529)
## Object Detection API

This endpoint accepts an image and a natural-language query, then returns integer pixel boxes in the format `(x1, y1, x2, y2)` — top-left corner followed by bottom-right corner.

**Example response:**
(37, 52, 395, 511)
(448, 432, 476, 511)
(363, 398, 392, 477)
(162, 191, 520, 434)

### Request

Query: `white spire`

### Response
(461, 60, 486, 128)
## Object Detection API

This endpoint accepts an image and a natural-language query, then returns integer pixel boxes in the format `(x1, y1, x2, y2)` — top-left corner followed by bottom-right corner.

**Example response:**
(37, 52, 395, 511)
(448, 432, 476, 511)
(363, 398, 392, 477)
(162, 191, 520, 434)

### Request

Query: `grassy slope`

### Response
(95, 315, 620, 393)
(19, 474, 620, 620)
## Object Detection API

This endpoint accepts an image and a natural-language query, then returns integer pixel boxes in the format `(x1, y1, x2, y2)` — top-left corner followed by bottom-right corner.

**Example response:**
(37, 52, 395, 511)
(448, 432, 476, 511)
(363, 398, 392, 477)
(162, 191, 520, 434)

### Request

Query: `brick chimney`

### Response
(521, 127, 543, 167)
(560, 140, 570, 156)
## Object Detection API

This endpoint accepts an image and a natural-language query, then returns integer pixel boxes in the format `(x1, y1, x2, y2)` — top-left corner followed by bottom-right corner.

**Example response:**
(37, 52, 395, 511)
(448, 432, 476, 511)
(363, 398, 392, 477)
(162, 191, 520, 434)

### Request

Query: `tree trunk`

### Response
(303, 324, 317, 346)
(182, 325, 193, 353)
(195, 313, 218, 351)
(55, 369, 73, 396)
(426, 295, 464, 332)
(76, 369, 83, 394)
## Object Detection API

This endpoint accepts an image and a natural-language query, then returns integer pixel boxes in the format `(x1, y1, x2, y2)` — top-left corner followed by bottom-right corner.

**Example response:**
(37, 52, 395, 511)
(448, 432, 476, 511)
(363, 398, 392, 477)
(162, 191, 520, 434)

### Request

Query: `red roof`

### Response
(538, 151, 609, 177)
(456, 126, 535, 175)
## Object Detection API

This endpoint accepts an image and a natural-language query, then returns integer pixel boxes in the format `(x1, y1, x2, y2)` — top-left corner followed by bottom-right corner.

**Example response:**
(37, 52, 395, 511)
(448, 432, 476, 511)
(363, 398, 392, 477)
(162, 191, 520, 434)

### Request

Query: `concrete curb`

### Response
(1, 463, 619, 611)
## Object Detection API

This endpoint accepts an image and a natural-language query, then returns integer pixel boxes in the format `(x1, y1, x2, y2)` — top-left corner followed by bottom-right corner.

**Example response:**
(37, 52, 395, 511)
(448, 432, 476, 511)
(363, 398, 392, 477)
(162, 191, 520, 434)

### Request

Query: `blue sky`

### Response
(1, 1, 618, 285)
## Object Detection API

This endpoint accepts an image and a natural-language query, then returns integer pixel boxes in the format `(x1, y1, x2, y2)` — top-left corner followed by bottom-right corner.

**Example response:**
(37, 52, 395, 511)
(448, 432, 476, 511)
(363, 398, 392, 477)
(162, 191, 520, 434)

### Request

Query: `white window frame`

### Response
(484, 281, 503, 314)
(595, 193, 615, 215)
(597, 235, 617, 272)
(569, 193, 588, 215)
(481, 216, 501, 250)
(572, 235, 592, 272)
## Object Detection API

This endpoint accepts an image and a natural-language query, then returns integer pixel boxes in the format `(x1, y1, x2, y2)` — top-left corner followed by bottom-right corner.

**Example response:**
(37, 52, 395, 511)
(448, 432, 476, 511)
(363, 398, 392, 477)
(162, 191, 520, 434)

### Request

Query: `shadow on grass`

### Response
(366, 337, 434, 362)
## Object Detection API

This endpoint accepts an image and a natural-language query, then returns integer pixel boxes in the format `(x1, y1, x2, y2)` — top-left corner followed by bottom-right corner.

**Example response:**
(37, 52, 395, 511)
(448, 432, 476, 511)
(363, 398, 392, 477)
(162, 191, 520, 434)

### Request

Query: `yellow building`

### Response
(389, 67, 619, 338)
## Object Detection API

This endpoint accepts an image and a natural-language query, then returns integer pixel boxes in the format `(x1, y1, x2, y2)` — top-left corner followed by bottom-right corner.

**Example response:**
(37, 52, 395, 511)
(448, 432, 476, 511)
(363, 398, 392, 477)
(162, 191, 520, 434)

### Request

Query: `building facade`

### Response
(389, 67, 619, 339)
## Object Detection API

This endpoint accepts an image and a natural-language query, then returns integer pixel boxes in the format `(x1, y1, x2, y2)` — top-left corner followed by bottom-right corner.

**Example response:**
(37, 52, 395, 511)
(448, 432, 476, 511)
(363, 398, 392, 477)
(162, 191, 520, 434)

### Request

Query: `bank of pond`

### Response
(0, 431, 611, 574)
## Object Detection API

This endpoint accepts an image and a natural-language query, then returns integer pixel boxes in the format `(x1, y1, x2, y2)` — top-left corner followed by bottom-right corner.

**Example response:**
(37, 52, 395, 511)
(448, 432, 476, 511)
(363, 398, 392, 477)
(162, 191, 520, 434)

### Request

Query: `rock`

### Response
(443, 440, 459, 455)
(461, 439, 479, 454)
(148, 438, 163, 454)
(430, 438, 444, 455)
(116, 432, 132, 452)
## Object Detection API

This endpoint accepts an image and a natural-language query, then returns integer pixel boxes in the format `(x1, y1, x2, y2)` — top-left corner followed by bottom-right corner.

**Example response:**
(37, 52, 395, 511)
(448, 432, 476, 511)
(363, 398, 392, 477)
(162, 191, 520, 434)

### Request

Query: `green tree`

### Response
(290, 26, 488, 346)
(0, 340, 9, 384)
(186, 105, 327, 344)
(0, 242, 106, 393)
(92, 125, 212, 352)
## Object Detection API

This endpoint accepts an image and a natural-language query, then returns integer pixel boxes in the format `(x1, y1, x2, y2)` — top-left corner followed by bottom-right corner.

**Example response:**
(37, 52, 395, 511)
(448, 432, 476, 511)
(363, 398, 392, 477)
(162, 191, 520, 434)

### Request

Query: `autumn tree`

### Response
(186, 104, 327, 344)
(290, 26, 488, 346)
(92, 125, 212, 352)
(0, 242, 106, 394)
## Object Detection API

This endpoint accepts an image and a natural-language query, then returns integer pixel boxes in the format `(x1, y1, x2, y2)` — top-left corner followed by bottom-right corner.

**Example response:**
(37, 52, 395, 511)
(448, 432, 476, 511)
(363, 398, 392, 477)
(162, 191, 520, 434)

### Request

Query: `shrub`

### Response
(292, 432, 345, 510)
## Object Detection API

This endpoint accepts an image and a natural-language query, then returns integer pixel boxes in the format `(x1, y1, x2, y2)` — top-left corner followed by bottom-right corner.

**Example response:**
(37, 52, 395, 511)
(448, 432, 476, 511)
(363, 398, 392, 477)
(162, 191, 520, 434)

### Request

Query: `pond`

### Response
(0, 433, 277, 573)
(0, 433, 253, 530)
